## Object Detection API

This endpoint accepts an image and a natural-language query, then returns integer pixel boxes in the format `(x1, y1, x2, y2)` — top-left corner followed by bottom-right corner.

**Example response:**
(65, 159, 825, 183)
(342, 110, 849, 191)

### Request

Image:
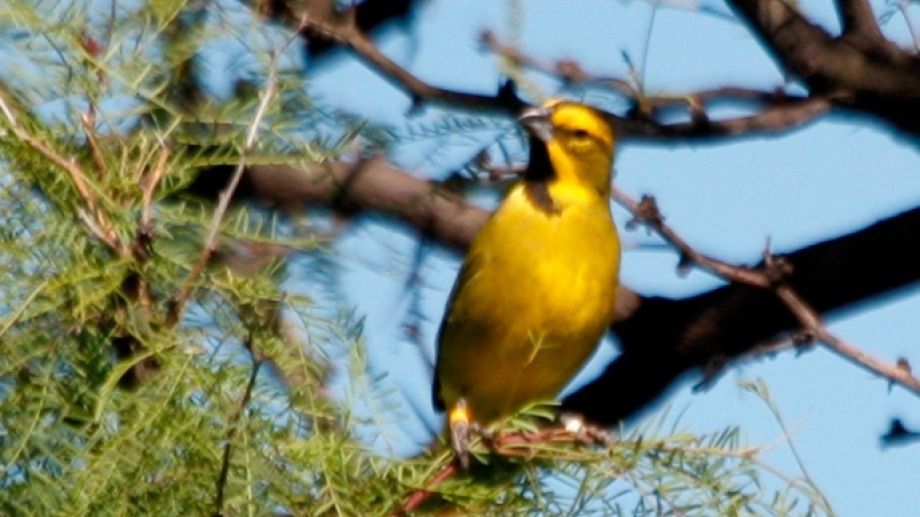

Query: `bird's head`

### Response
(518, 100, 617, 194)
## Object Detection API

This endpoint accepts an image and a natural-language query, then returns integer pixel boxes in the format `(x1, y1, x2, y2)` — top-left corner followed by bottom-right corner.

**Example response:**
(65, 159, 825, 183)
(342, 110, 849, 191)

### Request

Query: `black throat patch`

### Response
(523, 136, 561, 215)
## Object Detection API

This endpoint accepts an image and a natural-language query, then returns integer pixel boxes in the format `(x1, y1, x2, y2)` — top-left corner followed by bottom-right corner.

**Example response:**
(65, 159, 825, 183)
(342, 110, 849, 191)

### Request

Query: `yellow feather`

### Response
(434, 101, 620, 426)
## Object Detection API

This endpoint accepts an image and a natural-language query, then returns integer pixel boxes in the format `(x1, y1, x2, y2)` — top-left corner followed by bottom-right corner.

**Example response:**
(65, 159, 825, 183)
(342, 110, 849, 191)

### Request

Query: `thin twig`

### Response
(479, 30, 832, 138)
(214, 335, 265, 516)
(396, 422, 613, 514)
(746, 378, 835, 512)
(612, 188, 770, 287)
(490, 425, 614, 458)
(0, 89, 124, 254)
(481, 30, 808, 109)
(394, 463, 460, 516)
(614, 187, 920, 396)
(637, 1, 660, 94)
(140, 141, 171, 230)
(167, 23, 302, 327)
(478, 30, 638, 99)
(301, 17, 524, 114)
(775, 284, 920, 394)
(896, 1, 920, 53)
(104, 0, 117, 51)
(81, 108, 106, 177)
(643, 0, 737, 22)
(299, 8, 832, 139)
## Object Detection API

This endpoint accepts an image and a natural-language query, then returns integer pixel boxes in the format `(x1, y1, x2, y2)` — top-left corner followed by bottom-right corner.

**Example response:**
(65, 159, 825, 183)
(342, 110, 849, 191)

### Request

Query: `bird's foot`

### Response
(449, 399, 478, 469)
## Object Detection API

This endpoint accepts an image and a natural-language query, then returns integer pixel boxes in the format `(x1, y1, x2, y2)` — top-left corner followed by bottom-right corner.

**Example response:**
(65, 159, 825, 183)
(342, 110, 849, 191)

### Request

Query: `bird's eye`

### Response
(572, 129, 590, 139)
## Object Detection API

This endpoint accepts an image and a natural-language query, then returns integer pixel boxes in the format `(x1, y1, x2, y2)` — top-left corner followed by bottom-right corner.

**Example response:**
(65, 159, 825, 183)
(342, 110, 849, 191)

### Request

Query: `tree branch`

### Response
(253, 0, 419, 59)
(617, 97, 831, 142)
(300, 15, 525, 114)
(610, 188, 920, 397)
(775, 283, 920, 395)
(727, 0, 920, 134)
(191, 158, 488, 249)
(565, 204, 920, 423)
(191, 154, 920, 423)
(168, 33, 297, 326)
(482, 29, 799, 107)
(214, 334, 264, 516)
(302, 14, 830, 140)
(396, 463, 459, 515)
(481, 29, 834, 141)
(0, 86, 126, 255)
(835, 0, 883, 39)
(263, 0, 920, 137)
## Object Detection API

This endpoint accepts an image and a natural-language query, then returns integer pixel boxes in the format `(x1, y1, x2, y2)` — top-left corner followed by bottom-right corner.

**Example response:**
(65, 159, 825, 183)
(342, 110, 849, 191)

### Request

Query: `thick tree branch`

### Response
(729, 0, 906, 91)
(727, 0, 920, 134)
(190, 158, 489, 250)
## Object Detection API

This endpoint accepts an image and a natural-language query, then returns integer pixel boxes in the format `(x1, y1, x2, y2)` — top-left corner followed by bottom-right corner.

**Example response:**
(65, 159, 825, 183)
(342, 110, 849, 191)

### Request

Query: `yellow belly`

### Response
(436, 184, 620, 424)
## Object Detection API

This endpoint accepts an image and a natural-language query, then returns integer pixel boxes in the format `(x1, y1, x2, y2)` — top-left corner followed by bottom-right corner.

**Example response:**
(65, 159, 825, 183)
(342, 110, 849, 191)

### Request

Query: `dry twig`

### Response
(302, 16, 524, 114)
(214, 334, 265, 516)
(0, 88, 126, 255)
(394, 463, 460, 516)
(614, 187, 920, 396)
(480, 30, 832, 139)
(167, 21, 304, 326)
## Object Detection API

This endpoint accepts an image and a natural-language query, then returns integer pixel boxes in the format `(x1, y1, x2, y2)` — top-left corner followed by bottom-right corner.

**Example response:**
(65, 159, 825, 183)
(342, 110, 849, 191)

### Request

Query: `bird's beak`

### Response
(518, 106, 553, 143)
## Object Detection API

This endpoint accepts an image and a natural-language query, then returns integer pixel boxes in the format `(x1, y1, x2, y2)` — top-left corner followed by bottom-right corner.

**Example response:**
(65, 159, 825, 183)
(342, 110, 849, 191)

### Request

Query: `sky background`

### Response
(2, 0, 918, 513)
(285, 1, 920, 514)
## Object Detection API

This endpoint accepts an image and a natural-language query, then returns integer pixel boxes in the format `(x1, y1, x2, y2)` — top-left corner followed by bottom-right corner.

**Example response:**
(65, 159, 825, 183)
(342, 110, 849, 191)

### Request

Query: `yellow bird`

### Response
(433, 100, 621, 464)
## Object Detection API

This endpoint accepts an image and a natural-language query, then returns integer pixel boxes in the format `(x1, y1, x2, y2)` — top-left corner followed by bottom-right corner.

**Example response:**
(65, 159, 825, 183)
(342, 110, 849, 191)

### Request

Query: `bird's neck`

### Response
(548, 159, 613, 199)
(544, 142, 612, 196)
(544, 179, 611, 212)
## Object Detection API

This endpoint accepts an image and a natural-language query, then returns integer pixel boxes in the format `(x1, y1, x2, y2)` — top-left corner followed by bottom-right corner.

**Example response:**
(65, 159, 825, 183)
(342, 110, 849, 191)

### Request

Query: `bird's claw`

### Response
(449, 399, 474, 468)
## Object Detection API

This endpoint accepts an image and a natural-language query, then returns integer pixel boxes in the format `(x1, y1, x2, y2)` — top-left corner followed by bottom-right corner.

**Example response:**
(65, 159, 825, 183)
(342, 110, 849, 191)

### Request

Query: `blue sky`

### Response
(299, 1, 920, 514)
(3, 0, 917, 512)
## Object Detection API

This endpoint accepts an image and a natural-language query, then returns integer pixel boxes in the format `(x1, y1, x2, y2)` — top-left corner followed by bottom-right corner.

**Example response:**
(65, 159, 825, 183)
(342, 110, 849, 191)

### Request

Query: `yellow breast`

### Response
(436, 182, 620, 424)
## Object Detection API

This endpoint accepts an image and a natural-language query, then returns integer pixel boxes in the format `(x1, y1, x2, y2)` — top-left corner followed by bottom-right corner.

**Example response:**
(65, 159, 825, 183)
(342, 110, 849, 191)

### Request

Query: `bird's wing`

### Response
(431, 250, 484, 411)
